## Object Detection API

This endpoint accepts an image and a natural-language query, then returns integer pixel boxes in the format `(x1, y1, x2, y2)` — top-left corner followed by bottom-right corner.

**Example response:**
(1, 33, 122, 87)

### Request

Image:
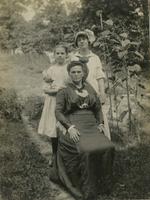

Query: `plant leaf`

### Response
(118, 50, 128, 58)
(135, 51, 144, 60)
(113, 69, 122, 73)
(101, 30, 111, 37)
(130, 41, 141, 46)
(121, 39, 130, 47)
(104, 19, 113, 26)
(119, 33, 128, 38)
(128, 64, 141, 72)
(93, 41, 100, 47)
(119, 110, 128, 122)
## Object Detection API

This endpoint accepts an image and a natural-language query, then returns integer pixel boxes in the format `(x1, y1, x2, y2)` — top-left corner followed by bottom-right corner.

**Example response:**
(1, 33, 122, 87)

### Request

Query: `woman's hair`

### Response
(54, 44, 68, 54)
(75, 33, 89, 47)
(75, 30, 95, 47)
(67, 60, 89, 81)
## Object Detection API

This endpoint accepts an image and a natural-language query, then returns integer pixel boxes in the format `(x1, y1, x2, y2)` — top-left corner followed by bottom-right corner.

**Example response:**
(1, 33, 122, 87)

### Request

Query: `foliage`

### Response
(77, 0, 148, 139)
(0, 0, 81, 53)
(23, 95, 43, 121)
(0, 88, 22, 121)
(0, 0, 28, 50)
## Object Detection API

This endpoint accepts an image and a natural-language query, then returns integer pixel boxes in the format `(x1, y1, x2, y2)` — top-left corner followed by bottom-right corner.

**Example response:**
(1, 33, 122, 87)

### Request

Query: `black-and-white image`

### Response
(0, 0, 149, 199)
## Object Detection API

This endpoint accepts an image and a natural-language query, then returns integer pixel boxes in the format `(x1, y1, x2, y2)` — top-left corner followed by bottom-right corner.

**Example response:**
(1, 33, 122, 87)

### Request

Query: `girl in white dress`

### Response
(38, 44, 69, 164)
(71, 29, 111, 140)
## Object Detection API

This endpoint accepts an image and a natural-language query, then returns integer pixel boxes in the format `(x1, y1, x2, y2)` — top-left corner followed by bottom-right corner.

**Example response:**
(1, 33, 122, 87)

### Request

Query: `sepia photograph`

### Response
(0, 0, 149, 199)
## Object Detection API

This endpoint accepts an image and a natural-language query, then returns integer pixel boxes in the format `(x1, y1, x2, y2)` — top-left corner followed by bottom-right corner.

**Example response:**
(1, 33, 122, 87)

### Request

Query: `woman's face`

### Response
(54, 47, 67, 64)
(77, 36, 89, 49)
(69, 65, 84, 84)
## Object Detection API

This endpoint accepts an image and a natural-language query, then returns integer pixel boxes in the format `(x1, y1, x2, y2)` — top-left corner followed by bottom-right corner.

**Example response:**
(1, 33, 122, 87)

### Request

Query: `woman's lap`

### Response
(50, 110, 114, 199)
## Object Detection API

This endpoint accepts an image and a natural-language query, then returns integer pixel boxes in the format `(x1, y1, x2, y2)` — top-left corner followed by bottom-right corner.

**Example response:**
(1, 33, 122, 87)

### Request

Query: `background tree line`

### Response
(0, 0, 148, 57)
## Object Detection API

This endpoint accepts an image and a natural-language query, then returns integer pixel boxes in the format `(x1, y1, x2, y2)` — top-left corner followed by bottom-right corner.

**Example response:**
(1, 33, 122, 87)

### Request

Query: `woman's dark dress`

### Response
(51, 82, 114, 200)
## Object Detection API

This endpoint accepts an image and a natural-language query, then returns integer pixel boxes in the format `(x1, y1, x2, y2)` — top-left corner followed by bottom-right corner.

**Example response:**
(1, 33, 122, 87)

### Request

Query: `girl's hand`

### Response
(68, 126, 80, 143)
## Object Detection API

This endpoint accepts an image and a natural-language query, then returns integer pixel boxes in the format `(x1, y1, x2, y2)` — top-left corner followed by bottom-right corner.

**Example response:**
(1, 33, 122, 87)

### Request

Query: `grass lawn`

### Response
(0, 53, 150, 200)
(0, 120, 58, 200)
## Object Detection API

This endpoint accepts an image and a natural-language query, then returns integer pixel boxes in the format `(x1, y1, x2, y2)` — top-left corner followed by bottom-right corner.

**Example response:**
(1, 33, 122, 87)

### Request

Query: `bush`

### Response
(0, 88, 22, 121)
(23, 95, 44, 121)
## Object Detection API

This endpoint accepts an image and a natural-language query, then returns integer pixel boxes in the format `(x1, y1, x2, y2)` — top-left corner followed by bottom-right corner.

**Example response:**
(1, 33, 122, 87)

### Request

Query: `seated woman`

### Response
(50, 60, 115, 200)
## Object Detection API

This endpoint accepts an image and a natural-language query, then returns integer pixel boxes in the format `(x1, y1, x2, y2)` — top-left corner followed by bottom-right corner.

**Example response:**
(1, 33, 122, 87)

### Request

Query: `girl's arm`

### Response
(97, 78, 106, 105)
(43, 82, 58, 95)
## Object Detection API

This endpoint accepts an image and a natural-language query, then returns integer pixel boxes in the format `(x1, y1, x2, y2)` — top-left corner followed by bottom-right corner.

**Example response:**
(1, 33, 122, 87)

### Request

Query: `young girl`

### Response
(38, 44, 69, 165)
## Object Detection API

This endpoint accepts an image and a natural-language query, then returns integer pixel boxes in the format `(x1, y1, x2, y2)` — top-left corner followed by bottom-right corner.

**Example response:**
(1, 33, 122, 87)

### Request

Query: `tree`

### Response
(0, 0, 28, 50)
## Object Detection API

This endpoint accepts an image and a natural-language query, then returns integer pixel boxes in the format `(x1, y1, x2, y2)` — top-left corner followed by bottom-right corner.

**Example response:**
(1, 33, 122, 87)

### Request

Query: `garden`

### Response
(0, 0, 150, 199)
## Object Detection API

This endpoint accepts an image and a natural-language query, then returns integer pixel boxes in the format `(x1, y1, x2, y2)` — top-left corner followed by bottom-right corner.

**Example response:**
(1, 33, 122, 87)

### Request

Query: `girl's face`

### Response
(69, 65, 84, 84)
(54, 47, 67, 64)
(77, 36, 89, 49)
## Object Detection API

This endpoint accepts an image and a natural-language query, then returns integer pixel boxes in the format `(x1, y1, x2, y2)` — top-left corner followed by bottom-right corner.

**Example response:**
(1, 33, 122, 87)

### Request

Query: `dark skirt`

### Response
(50, 110, 115, 200)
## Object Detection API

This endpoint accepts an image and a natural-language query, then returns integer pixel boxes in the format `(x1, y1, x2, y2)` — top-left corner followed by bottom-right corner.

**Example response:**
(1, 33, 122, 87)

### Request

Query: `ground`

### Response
(0, 53, 150, 200)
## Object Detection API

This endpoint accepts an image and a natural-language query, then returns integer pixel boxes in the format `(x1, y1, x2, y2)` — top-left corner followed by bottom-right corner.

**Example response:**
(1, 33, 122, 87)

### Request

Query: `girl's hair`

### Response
(54, 44, 68, 54)
(67, 60, 89, 81)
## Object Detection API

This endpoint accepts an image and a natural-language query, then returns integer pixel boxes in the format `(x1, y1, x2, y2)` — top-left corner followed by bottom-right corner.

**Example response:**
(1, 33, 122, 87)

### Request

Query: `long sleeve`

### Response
(93, 95, 104, 125)
(55, 89, 72, 129)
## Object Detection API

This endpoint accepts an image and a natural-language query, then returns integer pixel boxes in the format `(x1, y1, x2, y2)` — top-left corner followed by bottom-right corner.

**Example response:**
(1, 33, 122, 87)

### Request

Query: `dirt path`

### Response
(21, 114, 75, 200)
(0, 53, 75, 200)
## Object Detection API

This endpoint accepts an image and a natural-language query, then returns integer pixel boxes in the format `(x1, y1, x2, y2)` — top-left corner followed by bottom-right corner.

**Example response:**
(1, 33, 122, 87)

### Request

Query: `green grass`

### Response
(0, 53, 50, 97)
(112, 144, 150, 199)
(0, 120, 57, 200)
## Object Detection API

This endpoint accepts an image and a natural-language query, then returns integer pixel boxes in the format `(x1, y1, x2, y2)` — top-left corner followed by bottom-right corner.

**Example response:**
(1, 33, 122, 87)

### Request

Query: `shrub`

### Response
(0, 88, 22, 121)
(23, 95, 44, 121)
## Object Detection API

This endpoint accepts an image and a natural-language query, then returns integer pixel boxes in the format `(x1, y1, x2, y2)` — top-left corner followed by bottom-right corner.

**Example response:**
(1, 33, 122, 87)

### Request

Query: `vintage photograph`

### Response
(0, 0, 149, 200)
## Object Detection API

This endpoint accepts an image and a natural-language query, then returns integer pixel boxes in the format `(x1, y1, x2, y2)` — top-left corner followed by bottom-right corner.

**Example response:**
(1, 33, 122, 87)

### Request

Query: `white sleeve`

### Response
(95, 56, 105, 80)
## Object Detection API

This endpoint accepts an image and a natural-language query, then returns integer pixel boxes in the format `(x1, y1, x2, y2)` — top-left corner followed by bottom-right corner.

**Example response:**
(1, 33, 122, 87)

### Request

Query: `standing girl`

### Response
(38, 44, 69, 165)
(71, 29, 111, 140)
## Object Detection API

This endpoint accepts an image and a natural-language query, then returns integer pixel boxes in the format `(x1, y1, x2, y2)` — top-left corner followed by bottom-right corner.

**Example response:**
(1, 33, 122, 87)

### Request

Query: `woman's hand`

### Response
(68, 126, 80, 143)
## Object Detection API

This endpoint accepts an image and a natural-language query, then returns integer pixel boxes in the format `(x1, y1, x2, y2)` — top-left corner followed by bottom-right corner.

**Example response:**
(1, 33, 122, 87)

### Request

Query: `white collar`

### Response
(74, 50, 94, 58)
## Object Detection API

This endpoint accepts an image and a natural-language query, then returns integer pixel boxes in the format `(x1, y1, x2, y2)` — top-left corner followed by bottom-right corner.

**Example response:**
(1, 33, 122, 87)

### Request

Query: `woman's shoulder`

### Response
(89, 51, 100, 60)
(57, 86, 73, 98)
(85, 82, 97, 94)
